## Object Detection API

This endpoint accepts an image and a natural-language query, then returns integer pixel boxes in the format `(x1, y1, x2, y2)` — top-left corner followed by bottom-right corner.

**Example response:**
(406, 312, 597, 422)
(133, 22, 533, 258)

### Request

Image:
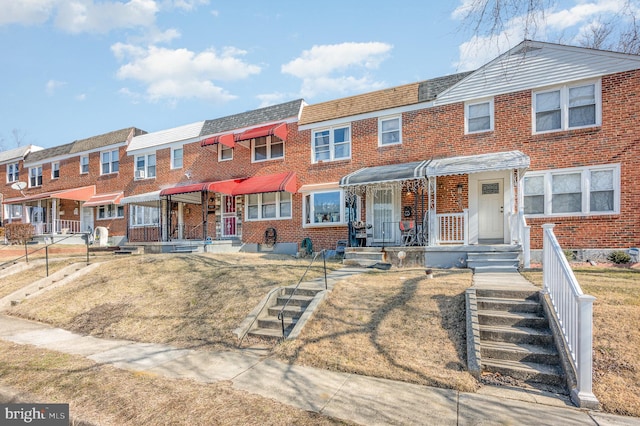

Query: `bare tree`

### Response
(0, 128, 31, 151)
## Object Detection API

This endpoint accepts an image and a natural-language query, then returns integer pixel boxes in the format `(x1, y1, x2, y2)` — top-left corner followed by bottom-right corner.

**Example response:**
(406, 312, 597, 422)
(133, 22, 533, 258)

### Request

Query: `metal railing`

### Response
(277, 249, 327, 338)
(542, 223, 598, 407)
(128, 225, 161, 242)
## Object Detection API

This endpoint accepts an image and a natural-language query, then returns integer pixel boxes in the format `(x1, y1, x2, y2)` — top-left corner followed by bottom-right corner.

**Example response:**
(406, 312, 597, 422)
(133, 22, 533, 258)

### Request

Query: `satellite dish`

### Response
(11, 181, 27, 191)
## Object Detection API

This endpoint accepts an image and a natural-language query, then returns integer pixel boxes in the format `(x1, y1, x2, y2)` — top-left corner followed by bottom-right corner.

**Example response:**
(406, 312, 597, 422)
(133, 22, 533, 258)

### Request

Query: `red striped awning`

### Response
(231, 172, 297, 195)
(160, 183, 206, 196)
(200, 133, 235, 148)
(205, 179, 245, 195)
(160, 179, 247, 197)
(3, 185, 96, 204)
(236, 122, 288, 142)
(83, 192, 124, 207)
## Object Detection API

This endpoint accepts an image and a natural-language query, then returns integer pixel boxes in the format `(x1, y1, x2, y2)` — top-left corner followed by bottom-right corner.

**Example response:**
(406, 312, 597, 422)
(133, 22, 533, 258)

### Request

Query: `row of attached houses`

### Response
(2, 41, 639, 266)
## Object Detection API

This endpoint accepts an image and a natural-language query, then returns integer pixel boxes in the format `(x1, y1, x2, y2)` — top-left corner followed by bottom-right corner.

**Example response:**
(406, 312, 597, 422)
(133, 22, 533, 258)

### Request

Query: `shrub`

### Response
(5, 223, 35, 245)
(607, 251, 632, 264)
(563, 249, 576, 261)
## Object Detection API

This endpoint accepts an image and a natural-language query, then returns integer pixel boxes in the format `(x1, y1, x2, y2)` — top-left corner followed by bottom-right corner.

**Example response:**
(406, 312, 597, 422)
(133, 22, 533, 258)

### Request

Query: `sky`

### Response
(0, 0, 637, 149)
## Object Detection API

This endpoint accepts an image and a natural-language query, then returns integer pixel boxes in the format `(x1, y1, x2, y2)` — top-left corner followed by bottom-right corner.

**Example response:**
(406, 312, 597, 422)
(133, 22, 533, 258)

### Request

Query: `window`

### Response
(303, 190, 359, 226)
(533, 81, 600, 133)
(245, 192, 292, 220)
(312, 125, 351, 163)
(130, 205, 160, 226)
(465, 99, 493, 133)
(80, 155, 89, 174)
(379, 116, 401, 145)
(101, 150, 119, 175)
(6, 162, 19, 183)
(219, 145, 233, 161)
(252, 136, 284, 162)
(6, 205, 22, 219)
(97, 204, 124, 219)
(523, 165, 619, 216)
(135, 153, 156, 179)
(171, 148, 183, 169)
(51, 162, 60, 179)
(29, 166, 42, 187)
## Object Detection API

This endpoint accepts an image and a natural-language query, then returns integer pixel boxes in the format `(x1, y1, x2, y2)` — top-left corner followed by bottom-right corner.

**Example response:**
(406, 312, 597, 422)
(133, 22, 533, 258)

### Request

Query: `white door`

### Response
(478, 179, 504, 241)
(221, 195, 237, 238)
(81, 207, 94, 234)
(370, 188, 395, 243)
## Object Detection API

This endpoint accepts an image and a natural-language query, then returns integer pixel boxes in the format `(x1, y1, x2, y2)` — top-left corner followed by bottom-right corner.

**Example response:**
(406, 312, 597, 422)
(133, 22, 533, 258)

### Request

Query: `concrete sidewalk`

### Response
(1, 314, 638, 425)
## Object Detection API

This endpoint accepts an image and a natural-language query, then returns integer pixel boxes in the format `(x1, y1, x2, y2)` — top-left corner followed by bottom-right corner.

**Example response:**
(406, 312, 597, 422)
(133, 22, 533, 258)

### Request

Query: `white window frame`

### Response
(129, 205, 160, 227)
(6, 162, 19, 183)
(97, 204, 124, 220)
(29, 165, 43, 187)
(302, 189, 359, 228)
(135, 153, 156, 180)
(251, 136, 284, 163)
(465, 98, 494, 134)
(523, 164, 620, 217)
(51, 161, 60, 179)
(244, 192, 292, 221)
(532, 79, 601, 134)
(171, 147, 183, 169)
(312, 125, 351, 163)
(80, 155, 89, 174)
(101, 149, 119, 175)
(218, 144, 233, 162)
(378, 115, 402, 146)
(5, 204, 22, 219)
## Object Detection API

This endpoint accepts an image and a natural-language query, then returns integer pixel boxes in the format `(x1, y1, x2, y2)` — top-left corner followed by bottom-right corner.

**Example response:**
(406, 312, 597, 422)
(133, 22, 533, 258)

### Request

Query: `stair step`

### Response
(283, 287, 322, 297)
(247, 328, 283, 339)
(268, 304, 305, 318)
(277, 295, 313, 307)
(478, 310, 548, 328)
(480, 324, 554, 346)
(482, 357, 564, 387)
(481, 341, 560, 365)
(468, 252, 519, 260)
(475, 288, 539, 300)
(473, 265, 519, 273)
(477, 297, 542, 313)
(257, 316, 297, 330)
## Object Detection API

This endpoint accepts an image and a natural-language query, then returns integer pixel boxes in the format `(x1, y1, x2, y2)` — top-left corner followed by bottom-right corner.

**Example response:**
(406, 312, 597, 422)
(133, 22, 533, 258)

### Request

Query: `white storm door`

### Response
(371, 188, 395, 243)
(478, 179, 504, 241)
(81, 207, 94, 234)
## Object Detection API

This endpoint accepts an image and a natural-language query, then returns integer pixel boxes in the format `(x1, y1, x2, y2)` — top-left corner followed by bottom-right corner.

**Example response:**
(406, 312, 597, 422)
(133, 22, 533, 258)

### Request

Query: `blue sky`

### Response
(0, 0, 637, 149)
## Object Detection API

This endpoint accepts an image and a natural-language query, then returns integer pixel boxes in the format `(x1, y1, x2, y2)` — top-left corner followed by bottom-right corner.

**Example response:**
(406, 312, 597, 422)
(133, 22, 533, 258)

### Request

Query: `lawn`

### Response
(521, 267, 640, 417)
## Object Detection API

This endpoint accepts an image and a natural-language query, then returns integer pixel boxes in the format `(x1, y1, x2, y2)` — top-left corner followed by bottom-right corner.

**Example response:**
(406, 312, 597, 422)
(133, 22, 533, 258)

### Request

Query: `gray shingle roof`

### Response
(418, 71, 475, 102)
(25, 142, 75, 163)
(200, 99, 304, 136)
(69, 127, 146, 153)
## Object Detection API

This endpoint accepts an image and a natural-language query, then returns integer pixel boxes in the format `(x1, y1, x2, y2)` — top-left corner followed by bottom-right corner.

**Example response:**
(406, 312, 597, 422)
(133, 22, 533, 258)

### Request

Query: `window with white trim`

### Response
(303, 190, 359, 226)
(465, 99, 493, 133)
(523, 164, 619, 216)
(101, 150, 119, 175)
(252, 136, 283, 162)
(80, 155, 89, 174)
(97, 204, 124, 220)
(171, 148, 183, 169)
(135, 153, 156, 179)
(379, 116, 401, 146)
(51, 162, 60, 179)
(6, 162, 19, 183)
(312, 125, 351, 163)
(29, 166, 42, 187)
(533, 81, 600, 133)
(130, 205, 160, 226)
(219, 144, 233, 161)
(245, 192, 291, 220)
(5, 205, 22, 219)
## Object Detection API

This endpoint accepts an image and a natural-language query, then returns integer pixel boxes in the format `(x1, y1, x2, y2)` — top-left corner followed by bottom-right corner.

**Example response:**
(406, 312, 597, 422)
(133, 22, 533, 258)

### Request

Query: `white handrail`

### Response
(542, 223, 598, 408)
(436, 211, 467, 244)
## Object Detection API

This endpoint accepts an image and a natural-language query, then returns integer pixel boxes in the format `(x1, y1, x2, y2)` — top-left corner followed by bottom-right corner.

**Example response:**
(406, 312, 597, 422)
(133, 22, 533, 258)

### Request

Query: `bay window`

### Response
(303, 190, 358, 226)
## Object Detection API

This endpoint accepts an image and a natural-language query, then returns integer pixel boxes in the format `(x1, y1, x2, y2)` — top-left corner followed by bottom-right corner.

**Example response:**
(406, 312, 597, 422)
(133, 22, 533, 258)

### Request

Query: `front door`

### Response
(81, 207, 94, 234)
(221, 195, 237, 238)
(370, 188, 395, 243)
(478, 179, 504, 242)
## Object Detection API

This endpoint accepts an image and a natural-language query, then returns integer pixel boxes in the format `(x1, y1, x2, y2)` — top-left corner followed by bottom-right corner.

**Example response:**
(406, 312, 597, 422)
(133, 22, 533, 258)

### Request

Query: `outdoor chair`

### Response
(399, 220, 417, 246)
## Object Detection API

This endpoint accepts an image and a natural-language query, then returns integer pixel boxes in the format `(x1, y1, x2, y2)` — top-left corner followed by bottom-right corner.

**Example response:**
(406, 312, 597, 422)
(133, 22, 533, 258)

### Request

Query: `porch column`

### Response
(428, 176, 437, 246)
(178, 203, 184, 239)
(51, 199, 57, 235)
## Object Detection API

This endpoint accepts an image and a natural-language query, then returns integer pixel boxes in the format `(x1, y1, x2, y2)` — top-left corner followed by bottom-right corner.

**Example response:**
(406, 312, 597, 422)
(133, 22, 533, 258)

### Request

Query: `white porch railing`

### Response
(33, 220, 82, 235)
(436, 210, 468, 244)
(510, 211, 531, 268)
(542, 223, 599, 408)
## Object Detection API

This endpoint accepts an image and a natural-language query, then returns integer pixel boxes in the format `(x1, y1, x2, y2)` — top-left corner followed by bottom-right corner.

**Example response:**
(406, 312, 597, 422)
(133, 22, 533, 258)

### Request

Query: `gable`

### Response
(435, 41, 640, 105)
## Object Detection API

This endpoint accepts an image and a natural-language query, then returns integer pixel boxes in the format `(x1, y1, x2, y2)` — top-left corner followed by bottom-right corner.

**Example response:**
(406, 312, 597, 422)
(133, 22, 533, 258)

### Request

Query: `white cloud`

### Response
(113, 43, 261, 103)
(0, 0, 57, 26)
(256, 92, 290, 108)
(282, 42, 392, 98)
(75, 93, 87, 101)
(55, 0, 158, 34)
(45, 79, 67, 95)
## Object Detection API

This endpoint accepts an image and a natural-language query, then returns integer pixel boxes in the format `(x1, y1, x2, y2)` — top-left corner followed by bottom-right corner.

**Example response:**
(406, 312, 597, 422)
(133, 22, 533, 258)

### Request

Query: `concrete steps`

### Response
(468, 251, 520, 273)
(343, 247, 386, 267)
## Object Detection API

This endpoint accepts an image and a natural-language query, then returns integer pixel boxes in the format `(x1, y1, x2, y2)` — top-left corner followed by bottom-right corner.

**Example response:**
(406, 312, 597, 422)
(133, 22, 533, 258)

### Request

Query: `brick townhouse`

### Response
(2, 40, 639, 266)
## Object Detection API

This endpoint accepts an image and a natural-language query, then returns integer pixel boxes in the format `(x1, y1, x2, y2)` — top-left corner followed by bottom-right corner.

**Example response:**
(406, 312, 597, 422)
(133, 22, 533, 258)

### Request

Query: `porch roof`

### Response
(119, 190, 162, 206)
(3, 185, 96, 204)
(339, 161, 429, 186)
(83, 192, 123, 207)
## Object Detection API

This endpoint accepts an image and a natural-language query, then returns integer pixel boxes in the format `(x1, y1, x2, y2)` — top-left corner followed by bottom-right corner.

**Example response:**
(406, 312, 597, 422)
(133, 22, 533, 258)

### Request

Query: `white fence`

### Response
(436, 210, 468, 244)
(33, 220, 82, 235)
(542, 223, 598, 408)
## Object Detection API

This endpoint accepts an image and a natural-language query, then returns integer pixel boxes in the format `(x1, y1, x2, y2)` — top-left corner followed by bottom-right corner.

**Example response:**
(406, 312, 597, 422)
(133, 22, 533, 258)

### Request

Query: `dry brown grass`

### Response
(274, 268, 478, 393)
(0, 341, 350, 425)
(522, 267, 640, 417)
(0, 259, 77, 298)
(8, 253, 341, 351)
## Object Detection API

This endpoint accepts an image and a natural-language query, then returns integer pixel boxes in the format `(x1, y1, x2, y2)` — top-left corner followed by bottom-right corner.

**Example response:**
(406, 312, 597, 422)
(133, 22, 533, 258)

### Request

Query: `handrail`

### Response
(542, 223, 598, 408)
(277, 249, 327, 338)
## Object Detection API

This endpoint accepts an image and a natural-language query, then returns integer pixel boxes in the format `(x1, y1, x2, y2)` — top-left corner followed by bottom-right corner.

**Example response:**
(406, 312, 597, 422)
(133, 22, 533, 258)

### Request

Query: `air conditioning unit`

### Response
(135, 170, 145, 179)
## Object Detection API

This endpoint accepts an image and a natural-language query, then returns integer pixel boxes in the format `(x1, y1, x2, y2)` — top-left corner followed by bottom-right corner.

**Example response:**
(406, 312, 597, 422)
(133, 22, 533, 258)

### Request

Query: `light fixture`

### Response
(457, 183, 464, 194)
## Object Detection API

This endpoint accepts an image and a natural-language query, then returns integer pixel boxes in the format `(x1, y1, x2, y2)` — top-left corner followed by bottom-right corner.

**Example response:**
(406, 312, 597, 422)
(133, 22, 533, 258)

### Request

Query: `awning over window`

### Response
(83, 192, 124, 208)
(340, 161, 429, 187)
(205, 179, 245, 195)
(159, 178, 247, 199)
(236, 122, 288, 142)
(160, 183, 207, 196)
(200, 133, 235, 148)
(231, 172, 297, 195)
(119, 190, 162, 205)
(3, 185, 96, 204)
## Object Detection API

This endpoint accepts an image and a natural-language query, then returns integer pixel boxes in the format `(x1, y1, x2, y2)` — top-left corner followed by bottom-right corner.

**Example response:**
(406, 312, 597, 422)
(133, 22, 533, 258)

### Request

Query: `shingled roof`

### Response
(299, 71, 474, 126)
(200, 99, 304, 136)
(25, 142, 75, 164)
(69, 127, 146, 154)
(0, 145, 42, 164)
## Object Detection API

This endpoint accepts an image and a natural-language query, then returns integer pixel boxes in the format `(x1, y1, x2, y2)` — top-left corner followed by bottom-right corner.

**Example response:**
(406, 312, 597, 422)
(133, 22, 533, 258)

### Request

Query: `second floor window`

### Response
(101, 150, 119, 175)
(312, 125, 351, 163)
(29, 166, 42, 187)
(533, 81, 599, 133)
(219, 145, 233, 161)
(379, 116, 401, 145)
(7, 162, 19, 183)
(171, 148, 183, 169)
(252, 136, 284, 162)
(80, 155, 89, 174)
(135, 153, 156, 179)
(51, 162, 60, 179)
(466, 100, 493, 133)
